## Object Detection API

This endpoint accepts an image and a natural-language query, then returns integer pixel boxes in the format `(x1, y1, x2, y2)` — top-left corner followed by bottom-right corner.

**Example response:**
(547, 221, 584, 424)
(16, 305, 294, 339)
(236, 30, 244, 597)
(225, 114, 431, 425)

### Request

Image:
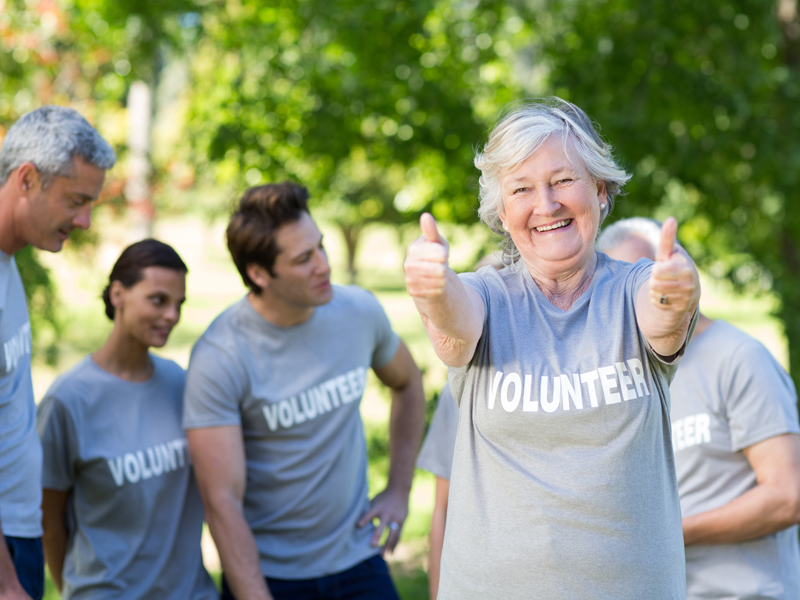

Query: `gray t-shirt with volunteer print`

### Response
(183, 286, 400, 580)
(416, 384, 458, 480)
(440, 254, 691, 600)
(671, 320, 800, 600)
(0, 250, 42, 538)
(37, 355, 217, 600)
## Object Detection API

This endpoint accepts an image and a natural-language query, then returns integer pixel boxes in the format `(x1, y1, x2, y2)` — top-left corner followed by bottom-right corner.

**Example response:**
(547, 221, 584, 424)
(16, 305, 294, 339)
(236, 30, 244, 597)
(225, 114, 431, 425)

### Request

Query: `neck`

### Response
(0, 185, 25, 255)
(691, 312, 714, 339)
(522, 251, 598, 311)
(92, 324, 153, 382)
(247, 291, 315, 328)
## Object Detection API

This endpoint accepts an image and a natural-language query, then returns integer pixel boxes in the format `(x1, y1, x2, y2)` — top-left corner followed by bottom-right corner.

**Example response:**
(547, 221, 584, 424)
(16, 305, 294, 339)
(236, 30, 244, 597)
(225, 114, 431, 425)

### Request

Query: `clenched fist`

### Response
(404, 213, 450, 299)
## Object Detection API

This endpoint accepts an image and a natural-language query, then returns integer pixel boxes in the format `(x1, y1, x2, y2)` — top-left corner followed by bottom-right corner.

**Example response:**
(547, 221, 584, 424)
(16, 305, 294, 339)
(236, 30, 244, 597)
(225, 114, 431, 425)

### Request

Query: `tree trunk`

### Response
(125, 80, 154, 240)
(340, 223, 363, 285)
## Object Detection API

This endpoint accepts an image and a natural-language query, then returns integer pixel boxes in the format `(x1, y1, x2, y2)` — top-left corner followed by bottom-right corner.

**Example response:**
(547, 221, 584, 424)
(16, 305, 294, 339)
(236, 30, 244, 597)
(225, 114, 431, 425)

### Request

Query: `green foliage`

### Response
(15, 246, 60, 365)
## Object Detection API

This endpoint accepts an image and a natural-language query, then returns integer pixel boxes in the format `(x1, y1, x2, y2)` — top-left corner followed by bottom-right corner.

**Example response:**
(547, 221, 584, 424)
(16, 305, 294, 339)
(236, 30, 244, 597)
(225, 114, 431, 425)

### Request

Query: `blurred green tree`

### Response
(536, 0, 800, 384)
(183, 0, 535, 280)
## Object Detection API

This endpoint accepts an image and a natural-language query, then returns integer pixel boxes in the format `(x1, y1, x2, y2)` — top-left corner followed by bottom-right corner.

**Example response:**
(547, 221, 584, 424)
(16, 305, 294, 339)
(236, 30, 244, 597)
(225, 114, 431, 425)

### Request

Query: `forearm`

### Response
(428, 480, 449, 600)
(387, 378, 425, 493)
(413, 270, 484, 367)
(0, 518, 27, 598)
(683, 483, 800, 545)
(206, 497, 273, 600)
(41, 522, 67, 591)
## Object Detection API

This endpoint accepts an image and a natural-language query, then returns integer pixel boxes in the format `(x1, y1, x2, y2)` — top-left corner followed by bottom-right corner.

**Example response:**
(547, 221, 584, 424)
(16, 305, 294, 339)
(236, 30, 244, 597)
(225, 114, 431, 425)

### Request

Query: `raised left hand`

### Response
(357, 487, 410, 555)
(648, 217, 700, 314)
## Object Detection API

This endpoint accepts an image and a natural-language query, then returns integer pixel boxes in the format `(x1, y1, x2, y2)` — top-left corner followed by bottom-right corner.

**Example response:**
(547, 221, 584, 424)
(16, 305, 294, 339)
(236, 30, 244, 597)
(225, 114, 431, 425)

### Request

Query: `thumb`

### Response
(657, 217, 678, 262)
(420, 212, 443, 244)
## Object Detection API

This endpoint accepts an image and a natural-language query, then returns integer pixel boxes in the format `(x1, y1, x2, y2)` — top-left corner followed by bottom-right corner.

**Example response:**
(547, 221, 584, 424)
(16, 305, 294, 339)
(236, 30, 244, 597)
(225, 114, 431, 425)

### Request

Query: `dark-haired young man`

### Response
(184, 182, 425, 600)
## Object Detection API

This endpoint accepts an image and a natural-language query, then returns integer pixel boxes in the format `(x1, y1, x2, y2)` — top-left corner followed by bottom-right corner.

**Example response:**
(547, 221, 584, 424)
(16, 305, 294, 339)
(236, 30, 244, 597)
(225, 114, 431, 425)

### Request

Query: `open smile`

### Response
(535, 219, 572, 233)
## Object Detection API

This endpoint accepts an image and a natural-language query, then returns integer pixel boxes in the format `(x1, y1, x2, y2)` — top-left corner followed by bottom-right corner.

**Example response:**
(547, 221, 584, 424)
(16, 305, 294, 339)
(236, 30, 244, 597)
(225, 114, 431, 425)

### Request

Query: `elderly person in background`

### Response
(598, 217, 800, 600)
(404, 98, 700, 600)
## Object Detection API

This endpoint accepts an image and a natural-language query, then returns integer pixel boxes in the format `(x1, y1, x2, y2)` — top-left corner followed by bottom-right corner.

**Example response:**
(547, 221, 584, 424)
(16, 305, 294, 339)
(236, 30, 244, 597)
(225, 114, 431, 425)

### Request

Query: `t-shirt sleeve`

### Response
(183, 340, 249, 429)
(361, 291, 400, 370)
(724, 339, 800, 451)
(36, 395, 77, 491)
(416, 384, 459, 479)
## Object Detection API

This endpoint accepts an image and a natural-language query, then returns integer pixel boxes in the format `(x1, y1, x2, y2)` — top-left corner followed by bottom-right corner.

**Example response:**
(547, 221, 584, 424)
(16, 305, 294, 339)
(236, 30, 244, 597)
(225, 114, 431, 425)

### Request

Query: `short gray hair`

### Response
(0, 105, 116, 187)
(475, 98, 631, 260)
(596, 217, 662, 254)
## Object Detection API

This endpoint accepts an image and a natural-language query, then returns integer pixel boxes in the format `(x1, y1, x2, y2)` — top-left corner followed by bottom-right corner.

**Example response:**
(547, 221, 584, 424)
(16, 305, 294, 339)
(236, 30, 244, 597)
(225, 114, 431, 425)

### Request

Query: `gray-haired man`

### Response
(0, 106, 115, 600)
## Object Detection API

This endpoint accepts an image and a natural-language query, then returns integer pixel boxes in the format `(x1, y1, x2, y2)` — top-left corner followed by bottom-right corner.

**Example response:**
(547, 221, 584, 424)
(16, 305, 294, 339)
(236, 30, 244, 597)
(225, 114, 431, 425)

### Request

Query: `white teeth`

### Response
(536, 219, 571, 232)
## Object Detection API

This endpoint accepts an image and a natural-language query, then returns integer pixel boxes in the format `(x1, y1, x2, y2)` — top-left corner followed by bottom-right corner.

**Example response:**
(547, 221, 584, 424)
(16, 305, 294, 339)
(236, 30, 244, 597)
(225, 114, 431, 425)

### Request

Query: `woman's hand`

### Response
(404, 213, 450, 299)
(637, 217, 701, 357)
(648, 217, 700, 314)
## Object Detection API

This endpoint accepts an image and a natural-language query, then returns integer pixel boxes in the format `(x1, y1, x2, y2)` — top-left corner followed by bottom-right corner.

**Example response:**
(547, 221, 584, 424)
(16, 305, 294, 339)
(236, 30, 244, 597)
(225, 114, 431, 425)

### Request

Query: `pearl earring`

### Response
(503, 224, 509, 231)
(600, 203, 606, 209)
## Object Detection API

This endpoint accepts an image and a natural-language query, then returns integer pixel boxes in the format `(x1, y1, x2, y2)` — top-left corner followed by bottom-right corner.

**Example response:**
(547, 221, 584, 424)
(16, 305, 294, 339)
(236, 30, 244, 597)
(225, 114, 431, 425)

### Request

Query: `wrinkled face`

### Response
(20, 156, 106, 252)
(112, 267, 186, 349)
(265, 212, 333, 309)
(603, 235, 655, 263)
(498, 136, 606, 274)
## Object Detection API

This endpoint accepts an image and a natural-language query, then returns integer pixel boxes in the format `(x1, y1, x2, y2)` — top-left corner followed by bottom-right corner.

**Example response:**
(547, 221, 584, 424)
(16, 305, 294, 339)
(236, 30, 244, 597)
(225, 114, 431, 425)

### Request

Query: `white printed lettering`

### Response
(290, 396, 307, 424)
(278, 400, 294, 428)
(627, 358, 649, 397)
(500, 372, 522, 412)
(684, 415, 696, 446)
(107, 457, 125, 487)
(263, 404, 279, 431)
(522, 374, 537, 412)
(598, 366, 621, 405)
(336, 375, 353, 404)
(123, 453, 141, 483)
(326, 380, 342, 408)
(615, 362, 637, 401)
(695, 413, 711, 444)
(137, 450, 153, 479)
(158, 443, 176, 472)
(300, 392, 318, 419)
(541, 376, 561, 413)
(580, 371, 600, 408)
(488, 371, 503, 410)
(560, 373, 583, 410)
(147, 447, 164, 476)
(673, 420, 685, 451)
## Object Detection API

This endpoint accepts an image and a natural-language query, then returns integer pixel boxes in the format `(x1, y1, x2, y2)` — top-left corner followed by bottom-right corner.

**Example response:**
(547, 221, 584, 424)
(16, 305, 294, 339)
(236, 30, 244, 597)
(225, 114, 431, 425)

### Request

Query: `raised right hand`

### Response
(404, 213, 450, 299)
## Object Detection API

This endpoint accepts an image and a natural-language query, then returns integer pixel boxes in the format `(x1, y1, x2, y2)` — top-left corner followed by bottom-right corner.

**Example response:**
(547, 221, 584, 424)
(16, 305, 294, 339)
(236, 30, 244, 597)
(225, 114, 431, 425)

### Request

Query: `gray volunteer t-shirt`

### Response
(37, 355, 217, 600)
(671, 320, 800, 600)
(0, 250, 42, 538)
(440, 254, 690, 600)
(416, 384, 458, 480)
(183, 286, 400, 579)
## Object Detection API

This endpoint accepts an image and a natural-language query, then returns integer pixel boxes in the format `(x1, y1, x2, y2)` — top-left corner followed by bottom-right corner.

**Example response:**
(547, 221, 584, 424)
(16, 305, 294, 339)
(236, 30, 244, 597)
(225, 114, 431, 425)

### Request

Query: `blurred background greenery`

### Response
(1, 0, 798, 596)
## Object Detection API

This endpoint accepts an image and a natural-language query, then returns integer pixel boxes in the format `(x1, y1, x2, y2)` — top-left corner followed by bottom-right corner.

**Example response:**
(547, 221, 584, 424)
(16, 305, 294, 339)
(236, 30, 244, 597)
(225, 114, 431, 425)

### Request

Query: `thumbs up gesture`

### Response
(648, 217, 700, 313)
(404, 213, 450, 299)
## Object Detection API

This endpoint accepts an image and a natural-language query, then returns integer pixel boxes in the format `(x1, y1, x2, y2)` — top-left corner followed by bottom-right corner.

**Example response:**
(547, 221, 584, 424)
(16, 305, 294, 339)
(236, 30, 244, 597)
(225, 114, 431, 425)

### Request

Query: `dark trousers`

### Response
(221, 554, 401, 600)
(4, 536, 44, 600)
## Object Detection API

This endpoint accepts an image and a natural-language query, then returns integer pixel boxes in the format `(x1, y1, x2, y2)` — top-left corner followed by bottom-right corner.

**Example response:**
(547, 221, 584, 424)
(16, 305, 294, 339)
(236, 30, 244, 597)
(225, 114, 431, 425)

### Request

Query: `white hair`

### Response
(0, 105, 116, 187)
(474, 98, 631, 260)
(596, 217, 662, 254)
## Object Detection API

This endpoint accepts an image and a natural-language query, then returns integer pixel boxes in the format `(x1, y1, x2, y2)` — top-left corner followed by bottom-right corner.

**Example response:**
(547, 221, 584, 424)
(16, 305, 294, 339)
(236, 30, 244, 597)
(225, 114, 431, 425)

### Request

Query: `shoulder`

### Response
(0, 254, 18, 314)
(151, 355, 186, 383)
(327, 285, 388, 321)
(41, 357, 97, 411)
(190, 300, 249, 361)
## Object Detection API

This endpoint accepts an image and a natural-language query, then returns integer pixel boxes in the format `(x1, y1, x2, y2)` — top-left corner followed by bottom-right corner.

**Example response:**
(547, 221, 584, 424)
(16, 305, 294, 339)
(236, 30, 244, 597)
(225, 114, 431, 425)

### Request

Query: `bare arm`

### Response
(357, 341, 425, 553)
(0, 517, 32, 600)
(404, 213, 485, 367)
(187, 426, 273, 600)
(683, 433, 800, 545)
(635, 218, 700, 357)
(428, 477, 449, 600)
(41, 489, 69, 592)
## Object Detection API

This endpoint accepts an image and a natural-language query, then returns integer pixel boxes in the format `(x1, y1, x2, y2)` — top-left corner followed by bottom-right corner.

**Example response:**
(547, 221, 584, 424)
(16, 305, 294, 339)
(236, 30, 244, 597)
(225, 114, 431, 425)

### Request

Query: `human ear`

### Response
(246, 263, 271, 291)
(15, 162, 41, 197)
(109, 281, 126, 311)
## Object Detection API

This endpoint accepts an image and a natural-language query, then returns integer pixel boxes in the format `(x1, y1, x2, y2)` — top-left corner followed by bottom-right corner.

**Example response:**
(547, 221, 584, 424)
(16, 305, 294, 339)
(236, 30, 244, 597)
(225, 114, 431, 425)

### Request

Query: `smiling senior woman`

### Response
(404, 98, 700, 600)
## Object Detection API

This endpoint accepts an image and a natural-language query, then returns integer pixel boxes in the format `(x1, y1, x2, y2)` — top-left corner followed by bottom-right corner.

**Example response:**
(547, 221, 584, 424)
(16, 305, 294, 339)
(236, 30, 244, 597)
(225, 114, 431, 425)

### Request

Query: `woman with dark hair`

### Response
(36, 239, 217, 600)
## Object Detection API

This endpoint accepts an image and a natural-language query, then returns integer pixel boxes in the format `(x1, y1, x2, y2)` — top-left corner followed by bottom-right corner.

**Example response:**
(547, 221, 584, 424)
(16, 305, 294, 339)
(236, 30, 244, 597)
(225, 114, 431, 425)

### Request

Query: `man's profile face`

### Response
(604, 234, 655, 263)
(20, 156, 106, 252)
(267, 211, 333, 309)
